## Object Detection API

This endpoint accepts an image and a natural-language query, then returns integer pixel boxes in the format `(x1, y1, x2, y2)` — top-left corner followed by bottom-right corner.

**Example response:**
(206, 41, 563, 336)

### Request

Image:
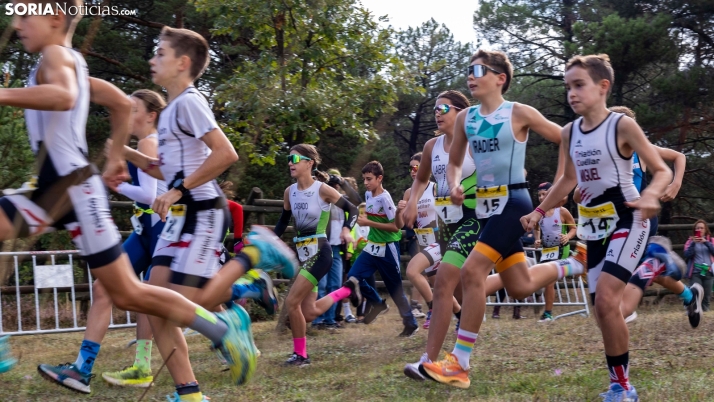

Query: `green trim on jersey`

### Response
(462, 170, 477, 210)
(366, 215, 402, 243)
(317, 209, 330, 235)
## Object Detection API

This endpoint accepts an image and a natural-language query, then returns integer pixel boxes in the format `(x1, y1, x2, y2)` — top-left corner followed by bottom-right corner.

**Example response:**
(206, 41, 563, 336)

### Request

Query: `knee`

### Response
(406, 263, 421, 281)
(594, 292, 619, 319)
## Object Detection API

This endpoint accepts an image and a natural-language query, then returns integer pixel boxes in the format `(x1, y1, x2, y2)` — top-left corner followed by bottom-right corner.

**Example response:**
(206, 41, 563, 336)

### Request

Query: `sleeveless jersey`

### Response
(158, 86, 221, 202)
(432, 135, 477, 209)
(415, 182, 437, 229)
(289, 181, 330, 236)
(569, 112, 640, 217)
(632, 152, 646, 193)
(539, 208, 562, 248)
(464, 101, 527, 187)
(365, 190, 401, 243)
(25, 48, 90, 184)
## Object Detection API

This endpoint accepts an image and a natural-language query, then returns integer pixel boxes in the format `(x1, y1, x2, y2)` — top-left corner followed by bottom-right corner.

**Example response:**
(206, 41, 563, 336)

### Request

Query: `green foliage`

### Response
(0, 81, 34, 190)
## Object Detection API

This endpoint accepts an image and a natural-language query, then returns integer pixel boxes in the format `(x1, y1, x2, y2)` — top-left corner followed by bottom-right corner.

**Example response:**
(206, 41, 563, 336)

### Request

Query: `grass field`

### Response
(2, 300, 713, 401)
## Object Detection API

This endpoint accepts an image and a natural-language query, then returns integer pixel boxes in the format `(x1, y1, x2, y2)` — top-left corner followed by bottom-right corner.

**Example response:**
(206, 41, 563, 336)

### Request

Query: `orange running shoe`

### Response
(420, 352, 470, 389)
(573, 242, 588, 272)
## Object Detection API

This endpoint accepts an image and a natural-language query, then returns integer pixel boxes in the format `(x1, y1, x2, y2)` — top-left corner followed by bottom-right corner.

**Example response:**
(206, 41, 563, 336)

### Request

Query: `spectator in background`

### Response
(219, 181, 244, 253)
(685, 220, 714, 311)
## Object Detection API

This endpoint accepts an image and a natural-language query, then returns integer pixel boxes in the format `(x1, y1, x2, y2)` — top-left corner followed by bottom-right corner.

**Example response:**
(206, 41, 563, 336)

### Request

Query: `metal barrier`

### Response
(0, 250, 135, 336)
(484, 248, 590, 321)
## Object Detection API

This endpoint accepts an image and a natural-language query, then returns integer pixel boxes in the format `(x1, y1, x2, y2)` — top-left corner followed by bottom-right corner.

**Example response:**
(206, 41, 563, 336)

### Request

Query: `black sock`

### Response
(427, 301, 433, 310)
(176, 381, 200, 395)
(605, 352, 630, 390)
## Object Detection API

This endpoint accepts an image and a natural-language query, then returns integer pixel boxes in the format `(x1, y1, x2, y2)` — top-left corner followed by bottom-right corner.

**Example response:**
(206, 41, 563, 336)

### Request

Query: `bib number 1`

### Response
(435, 197, 463, 224)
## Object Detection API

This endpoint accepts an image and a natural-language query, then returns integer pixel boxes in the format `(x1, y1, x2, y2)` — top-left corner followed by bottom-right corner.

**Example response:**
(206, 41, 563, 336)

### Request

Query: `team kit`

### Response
(0, 2, 697, 401)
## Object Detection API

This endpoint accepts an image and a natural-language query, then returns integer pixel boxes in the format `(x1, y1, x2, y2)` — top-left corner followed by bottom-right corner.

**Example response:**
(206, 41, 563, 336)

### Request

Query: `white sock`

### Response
(343, 302, 353, 317)
(451, 328, 478, 370)
(555, 257, 584, 279)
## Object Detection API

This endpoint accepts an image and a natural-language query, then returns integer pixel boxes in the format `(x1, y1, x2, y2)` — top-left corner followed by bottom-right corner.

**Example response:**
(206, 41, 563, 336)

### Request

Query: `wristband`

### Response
(144, 160, 160, 172)
(534, 207, 546, 217)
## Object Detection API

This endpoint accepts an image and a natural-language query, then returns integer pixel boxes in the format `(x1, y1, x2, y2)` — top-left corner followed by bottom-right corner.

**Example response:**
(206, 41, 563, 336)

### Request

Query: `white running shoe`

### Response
(411, 308, 426, 319)
(403, 353, 430, 381)
(625, 311, 638, 324)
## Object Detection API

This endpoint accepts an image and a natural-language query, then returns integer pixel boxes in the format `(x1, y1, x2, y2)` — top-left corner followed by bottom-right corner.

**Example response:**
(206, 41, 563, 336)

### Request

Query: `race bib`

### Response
(415, 227, 436, 247)
(130, 213, 143, 235)
(476, 186, 508, 219)
(296, 237, 319, 262)
(160, 204, 187, 242)
(435, 197, 463, 224)
(365, 241, 386, 257)
(540, 246, 559, 262)
(577, 202, 619, 241)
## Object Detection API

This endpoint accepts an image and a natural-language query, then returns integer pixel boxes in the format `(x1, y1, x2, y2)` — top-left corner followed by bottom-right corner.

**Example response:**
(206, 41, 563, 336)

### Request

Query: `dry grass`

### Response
(2, 299, 714, 401)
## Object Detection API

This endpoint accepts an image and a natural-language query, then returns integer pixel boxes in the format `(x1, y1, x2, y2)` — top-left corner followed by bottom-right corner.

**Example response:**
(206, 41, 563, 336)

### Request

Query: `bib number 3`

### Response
(476, 186, 508, 219)
(435, 197, 463, 224)
(296, 237, 319, 262)
(577, 202, 620, 241)
(365, 241, 386, 257)
(160, 205, 187, 242)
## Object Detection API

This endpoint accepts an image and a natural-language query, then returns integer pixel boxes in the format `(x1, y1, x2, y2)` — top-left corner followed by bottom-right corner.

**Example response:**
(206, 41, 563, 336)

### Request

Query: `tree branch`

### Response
(82, 50, 147, 82)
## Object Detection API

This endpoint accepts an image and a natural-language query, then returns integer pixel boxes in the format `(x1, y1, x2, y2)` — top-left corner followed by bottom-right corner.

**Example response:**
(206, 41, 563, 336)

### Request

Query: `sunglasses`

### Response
(288, 154, 312, 164)
(467, 64, 503, 78)
(434, 104, 463, 115)
(409, 164, 419, 173)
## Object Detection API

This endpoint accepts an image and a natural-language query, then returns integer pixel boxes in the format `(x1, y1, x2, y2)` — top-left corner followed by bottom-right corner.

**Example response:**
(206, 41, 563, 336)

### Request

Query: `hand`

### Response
(357, 214, 370, 227)
(346, 252, 353, 260)
(560, 234, 570, 246)
(397, 199, 407, 212)
(341, 227, 356, 248)
(152, 188, 182, 221)
(694, 236, 705, 243)
(520, 211, 542, 232)
(102, 156, 128, 192)
(402, 202, 417, 229)
(661, 182, 681, 202)
(624, 191, 661, 220)
(534, 239, 541, 248)
(450, 185, 465, 206)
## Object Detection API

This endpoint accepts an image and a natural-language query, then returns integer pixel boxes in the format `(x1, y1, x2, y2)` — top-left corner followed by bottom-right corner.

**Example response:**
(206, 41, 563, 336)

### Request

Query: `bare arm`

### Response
(656, 146, 686, 202)
(0, 45, 76, 110)
(447, 111, 469, 204)
(404, 138, 435, 228)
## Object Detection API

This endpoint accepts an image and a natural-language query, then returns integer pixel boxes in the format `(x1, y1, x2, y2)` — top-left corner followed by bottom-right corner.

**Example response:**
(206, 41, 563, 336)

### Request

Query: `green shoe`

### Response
(0, 335, 17, 374)
(166, 391, 211, 401)
(244, 226, 298, 278)
(214, 304, 258, 385)
(37, 362, 94, 394)
(101, 365, 153, 388)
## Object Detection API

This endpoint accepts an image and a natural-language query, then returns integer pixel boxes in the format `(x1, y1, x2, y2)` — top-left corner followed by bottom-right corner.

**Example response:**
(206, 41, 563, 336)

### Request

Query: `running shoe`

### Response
(363, 300, 389, 324)
(244, 226, 298, 278)
(403, 352, 430, 381)
(599, 383, 638, 401)
(399, 323, 419, 337)
(512, 306, 526, 319)
(624, 311, 638, 324)
(411, 308, 426, 318)
(423, 310, 432, 329)
(284, 352, 311, 367)
(101, 366, 153, 388)
(492, 306, 501, 319)
(166, 391, 211, 401)
(646, 236, 683, 281)
(253, 269, 279, 315)
(342, 276, 363, 308)
(573, 242, 588, 270)
(538, 312, 553, 322)
(687, 283, 703, 328)
(37, 363, 94, 394)
(214, 304, 258, 385)
(345, 314, 357, 323)
(420, 352, 470, 389)
(0, 335, 17, 374)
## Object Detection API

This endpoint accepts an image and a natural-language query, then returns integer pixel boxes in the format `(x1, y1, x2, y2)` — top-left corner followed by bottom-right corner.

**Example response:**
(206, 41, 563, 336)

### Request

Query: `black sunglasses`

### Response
(468, 64, 503, 78)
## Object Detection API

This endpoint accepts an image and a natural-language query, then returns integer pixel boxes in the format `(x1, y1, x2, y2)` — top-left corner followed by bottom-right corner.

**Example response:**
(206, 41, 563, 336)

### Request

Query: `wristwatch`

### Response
(171, 178, 190, 196)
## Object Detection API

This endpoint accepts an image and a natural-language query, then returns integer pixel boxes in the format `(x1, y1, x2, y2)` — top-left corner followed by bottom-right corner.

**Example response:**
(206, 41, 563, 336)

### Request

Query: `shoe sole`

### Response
(403, 364, 425, 381)
(37, 365, 91, 394)
(248, 226, 298, 278)
(624, 311, 637, 324)
(420, 365, 470, 389)
(347, 277, 363, 308)
(689, 283, 703, 328)
(364, 305, 389, 325)
(400, 327, 419, 338)
(256, 269, 278, 315)
(101, 372, 153, 388)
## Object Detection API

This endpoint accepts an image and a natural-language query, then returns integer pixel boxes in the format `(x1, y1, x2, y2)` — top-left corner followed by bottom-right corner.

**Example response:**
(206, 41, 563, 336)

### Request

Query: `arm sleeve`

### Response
(274, 208, 292, 237)
(117, 169, 158, 206)
(228, 201, 244, 239)
(335, 196, 358, 230)
(339, 179, 361, 205)
(177, 93, 219, 139)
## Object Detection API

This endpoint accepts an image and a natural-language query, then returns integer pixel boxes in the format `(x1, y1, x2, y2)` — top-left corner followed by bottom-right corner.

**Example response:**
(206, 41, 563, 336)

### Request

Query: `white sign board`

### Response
(34, 264, 74, 289)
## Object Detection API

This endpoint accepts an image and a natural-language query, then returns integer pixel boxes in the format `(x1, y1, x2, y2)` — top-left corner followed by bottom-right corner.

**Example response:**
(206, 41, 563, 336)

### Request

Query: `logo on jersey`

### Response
(303, 191, 315, 198)
(434, 155, 440, 162)
(196, 209, 216, 264)
(630, 230, 647, 259)
(378, 207, 385, 214)
(574, 140, 582, 147)
(87, 198, 106, 235)
(159, 138, 166, 146)
(607, 249, 614, 257)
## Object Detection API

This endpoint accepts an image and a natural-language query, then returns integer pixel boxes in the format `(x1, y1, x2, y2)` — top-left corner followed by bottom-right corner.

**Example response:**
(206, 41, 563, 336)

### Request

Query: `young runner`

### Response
(275, 144, 358, 366)
(518, 54, 673, 400)
(122, 26, 300, 399)
(402, 90, 477, 380)
(533, 182, 576, 322)
(3, 6, 295, 398)
(419, 50, 588, 389)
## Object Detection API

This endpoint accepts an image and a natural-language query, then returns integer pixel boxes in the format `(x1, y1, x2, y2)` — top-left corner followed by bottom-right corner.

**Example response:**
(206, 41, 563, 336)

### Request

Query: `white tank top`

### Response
(432, 135, 476, 198)
(539, 208, 562, 248)
(569, 112, 640, 217)
(25, 48, 90, 180)
(415, 182, 437, 228)
(289, 181, 331, 236)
